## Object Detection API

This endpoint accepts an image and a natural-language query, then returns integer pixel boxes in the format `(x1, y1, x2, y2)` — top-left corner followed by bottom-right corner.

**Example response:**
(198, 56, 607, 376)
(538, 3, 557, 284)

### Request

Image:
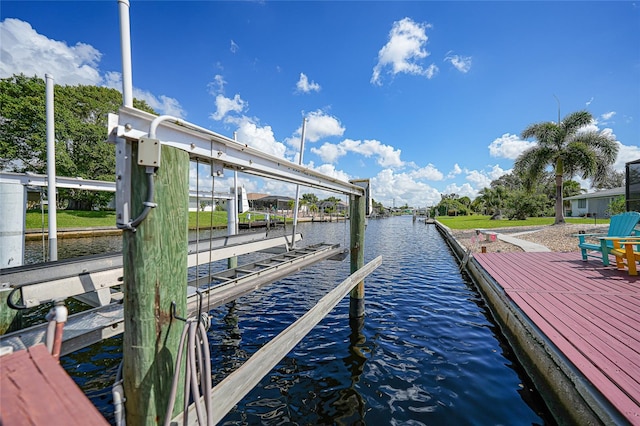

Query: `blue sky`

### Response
(1, 1, 639, 207)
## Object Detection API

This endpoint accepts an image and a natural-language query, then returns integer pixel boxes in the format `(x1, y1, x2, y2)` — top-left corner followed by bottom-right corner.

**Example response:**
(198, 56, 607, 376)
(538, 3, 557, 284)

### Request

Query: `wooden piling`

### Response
(349, 193, 366, 318)
(123, 144, 189, 425)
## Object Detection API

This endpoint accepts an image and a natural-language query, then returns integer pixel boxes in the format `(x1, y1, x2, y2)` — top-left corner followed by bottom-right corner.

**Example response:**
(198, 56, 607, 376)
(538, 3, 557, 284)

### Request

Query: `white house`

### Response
(564, 186, 624, 218)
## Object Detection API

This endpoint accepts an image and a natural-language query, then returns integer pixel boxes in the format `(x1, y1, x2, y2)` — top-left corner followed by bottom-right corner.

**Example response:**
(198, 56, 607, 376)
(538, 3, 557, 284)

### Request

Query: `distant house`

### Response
(247, 193, 294, 211)
(564, 186, 624, 218)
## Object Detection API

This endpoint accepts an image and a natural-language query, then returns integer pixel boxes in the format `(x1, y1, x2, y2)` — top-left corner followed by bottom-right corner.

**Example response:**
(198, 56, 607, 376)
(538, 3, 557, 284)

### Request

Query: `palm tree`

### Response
(514, 110, 618, 225)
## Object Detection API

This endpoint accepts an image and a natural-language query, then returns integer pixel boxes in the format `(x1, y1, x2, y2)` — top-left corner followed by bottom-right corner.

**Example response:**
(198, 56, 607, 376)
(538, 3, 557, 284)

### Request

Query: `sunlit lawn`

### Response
(436, 215, 609, 230)
(26, 210, 117, 229)
(25, 210, 290, 229)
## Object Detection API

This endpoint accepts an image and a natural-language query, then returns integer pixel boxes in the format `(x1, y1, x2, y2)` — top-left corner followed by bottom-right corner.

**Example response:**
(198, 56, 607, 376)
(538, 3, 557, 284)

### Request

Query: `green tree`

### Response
(478, 186, 508, 219)
(505, 190, 548, 220)
(301, 193, 319, 204)
(0, 74, 155, 209)
(514, 110, 618, 225)
(593, 168, 624, 190)
(606, 195, 626, 216)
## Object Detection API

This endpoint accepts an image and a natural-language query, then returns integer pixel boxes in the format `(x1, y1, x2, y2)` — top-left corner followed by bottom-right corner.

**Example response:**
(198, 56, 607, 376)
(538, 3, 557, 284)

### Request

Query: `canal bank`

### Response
(23, 216, 342, 241)
(436, 220, 635, 425)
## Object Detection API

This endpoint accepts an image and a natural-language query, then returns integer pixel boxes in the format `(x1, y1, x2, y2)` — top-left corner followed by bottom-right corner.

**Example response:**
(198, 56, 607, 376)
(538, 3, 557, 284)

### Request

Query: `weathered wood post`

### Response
(123, 144, 189, 425)
(349, 192, 366, 318)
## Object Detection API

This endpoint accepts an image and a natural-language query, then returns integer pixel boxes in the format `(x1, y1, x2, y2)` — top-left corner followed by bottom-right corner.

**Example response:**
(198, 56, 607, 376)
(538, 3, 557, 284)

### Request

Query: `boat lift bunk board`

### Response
(0, 235, 344, 357)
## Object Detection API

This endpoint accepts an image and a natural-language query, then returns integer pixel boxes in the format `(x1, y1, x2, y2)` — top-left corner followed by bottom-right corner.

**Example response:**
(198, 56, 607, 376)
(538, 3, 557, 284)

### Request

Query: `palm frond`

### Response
(514, 146, 555, 190)
(521, 122, 559, 146)
(571, 131, 619, 164)
(561, 110, 593, 134)
(564, 142, 597, 178)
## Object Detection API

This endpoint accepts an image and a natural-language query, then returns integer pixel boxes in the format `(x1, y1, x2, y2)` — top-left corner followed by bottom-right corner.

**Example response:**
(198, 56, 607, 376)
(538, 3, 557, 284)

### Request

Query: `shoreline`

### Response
(23, 216, 344, 241)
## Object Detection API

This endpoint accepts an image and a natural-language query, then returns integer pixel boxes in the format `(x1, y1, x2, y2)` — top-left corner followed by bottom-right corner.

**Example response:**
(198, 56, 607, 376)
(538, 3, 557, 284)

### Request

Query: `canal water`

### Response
(25, 215, 554, 424)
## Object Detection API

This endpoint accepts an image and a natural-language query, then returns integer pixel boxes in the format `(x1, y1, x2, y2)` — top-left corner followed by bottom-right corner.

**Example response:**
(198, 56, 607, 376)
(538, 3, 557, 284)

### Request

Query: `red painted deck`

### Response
(474, 251, 640, 424)
(0, 344, 108, 425)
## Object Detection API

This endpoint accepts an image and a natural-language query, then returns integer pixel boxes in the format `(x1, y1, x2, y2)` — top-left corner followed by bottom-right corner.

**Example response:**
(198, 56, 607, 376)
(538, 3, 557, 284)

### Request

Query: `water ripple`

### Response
(54, 217, 553, 425)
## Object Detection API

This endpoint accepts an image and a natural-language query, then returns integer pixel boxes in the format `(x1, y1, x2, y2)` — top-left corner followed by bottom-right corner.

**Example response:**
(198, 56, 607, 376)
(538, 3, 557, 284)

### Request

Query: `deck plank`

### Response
(474, 251, 640, 423)
(0, 344, 108, 426)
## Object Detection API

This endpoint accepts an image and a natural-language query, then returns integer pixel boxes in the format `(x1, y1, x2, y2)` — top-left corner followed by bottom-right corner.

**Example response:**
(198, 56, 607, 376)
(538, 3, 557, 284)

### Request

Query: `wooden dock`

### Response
(472, 251, 639, 425)
(0, 344, 109, 425)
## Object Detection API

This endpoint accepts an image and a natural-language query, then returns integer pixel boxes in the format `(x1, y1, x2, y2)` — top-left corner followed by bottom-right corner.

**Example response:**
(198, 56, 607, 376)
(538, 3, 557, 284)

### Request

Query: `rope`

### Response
(164, 316, 212, 426)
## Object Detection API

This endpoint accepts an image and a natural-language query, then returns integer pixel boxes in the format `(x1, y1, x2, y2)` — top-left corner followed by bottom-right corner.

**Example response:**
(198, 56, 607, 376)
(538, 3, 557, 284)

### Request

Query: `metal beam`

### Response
(0, 242, 343, 357)
(0, 172, 233, 200)
(0, 172, 117, 192)
(108, 106, 365, 196)
(1, 233, 302, 308)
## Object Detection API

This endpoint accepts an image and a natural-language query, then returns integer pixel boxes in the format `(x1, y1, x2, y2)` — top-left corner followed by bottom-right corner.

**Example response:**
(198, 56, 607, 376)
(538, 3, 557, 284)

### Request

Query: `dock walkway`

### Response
(474, 251, 639, 424)
(0, 344, 109, 425)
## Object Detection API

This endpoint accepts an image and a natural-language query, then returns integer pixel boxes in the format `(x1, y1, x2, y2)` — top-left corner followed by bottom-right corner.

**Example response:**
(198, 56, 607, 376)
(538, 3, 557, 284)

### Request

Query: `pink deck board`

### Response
(0, 344, 109, 425)
(474, 251, 640, 424)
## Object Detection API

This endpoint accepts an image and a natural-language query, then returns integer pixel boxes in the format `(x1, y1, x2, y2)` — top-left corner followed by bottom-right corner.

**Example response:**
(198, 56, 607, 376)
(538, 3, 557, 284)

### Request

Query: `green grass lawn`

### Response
(25, 210, 289, 230)
(436, 215, 609, 230)
(26, 210, 118, 229)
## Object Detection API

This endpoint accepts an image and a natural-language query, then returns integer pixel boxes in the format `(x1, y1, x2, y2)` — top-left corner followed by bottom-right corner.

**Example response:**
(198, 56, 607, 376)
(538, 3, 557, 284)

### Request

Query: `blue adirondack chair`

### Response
(576, 211, 640, 265)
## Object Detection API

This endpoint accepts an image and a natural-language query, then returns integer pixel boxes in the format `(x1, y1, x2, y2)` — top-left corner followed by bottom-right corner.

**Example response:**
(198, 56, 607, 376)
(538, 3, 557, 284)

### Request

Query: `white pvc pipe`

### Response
(0, 183, 26, 267)
(291, 118, 307, 248)
(118, 0, 133, 107)
(45, 74, 58, 261)
(233, 132, 239, 234)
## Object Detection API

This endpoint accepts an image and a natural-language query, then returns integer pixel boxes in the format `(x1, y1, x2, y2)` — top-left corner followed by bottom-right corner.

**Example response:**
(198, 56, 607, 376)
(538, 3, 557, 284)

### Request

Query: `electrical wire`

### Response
(163, 317, 212, 426)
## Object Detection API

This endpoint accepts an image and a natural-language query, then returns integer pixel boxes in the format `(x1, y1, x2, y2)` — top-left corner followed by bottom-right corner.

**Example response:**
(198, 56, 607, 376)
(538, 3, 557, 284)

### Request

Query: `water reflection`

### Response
(24, 218, 555, 424)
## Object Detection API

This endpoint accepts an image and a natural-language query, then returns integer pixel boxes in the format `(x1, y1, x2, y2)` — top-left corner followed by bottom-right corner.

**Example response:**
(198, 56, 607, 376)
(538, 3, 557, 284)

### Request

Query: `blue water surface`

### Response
(49, 216, 553, 425)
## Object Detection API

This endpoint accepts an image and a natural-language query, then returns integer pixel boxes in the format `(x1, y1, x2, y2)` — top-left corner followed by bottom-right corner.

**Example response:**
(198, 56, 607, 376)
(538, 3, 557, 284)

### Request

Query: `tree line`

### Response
(433, 110, 621, 222)
(0, 74, 155, 210)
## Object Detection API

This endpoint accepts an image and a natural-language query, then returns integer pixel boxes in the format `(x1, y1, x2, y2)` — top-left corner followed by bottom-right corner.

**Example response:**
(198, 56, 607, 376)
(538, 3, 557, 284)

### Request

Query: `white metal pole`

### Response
(233, 131, 239, 234)
(118, 0, 133, 107)
(45, 74, 58, 261)
(291, 117, 307, 248)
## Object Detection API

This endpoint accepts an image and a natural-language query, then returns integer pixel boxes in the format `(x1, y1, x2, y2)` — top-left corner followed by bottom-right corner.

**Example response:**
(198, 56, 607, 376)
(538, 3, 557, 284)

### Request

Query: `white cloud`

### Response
(1, 19, 186, 117)
(371, 169, 442, 207)
(461, 164, 509, 193)
(0, 18, 101, 85)
(444, 53, 472, 73)
(409, 164, 444, 180)
(425, 64, 439, 79)
(310, 143, 346, 163)
(311, 163, 351, 183)
(210, 94, 247, 121)
(586, 97, 594, 107)
(104, 72, 186, 118)
(311, 138, 403, 168)
(296, 73, 321, 93)
(208, 74, 226, 95)
(371, 17, 436, 85)
(233, 116, 288, 159)
(142, 93, 186, 118)
(601, 111, 616, 121)
(230, 40, 239, 53)
(446, 163, 462, 179)
(444, 182, 477, 199)
(465, 169, 493, 190)
(285, 110, 346, 149)
(304, 111, 345, 142)
(614, 141, 640, 172)
(488, 133, 536, 159)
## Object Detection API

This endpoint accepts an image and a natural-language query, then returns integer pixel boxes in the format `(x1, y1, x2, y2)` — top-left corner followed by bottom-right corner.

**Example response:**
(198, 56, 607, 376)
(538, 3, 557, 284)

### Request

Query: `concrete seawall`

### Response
(435, 220, 616, 426)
